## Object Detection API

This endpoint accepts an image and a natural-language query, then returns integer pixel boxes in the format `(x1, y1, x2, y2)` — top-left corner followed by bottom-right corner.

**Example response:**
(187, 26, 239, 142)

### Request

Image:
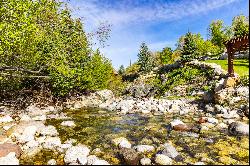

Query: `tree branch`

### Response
(0, 72, 50, 79)
(0, 66, 43, 74)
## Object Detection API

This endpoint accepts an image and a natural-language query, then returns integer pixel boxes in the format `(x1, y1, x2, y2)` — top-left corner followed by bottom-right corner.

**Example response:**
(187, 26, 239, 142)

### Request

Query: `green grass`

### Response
(205, 59, 249, 76)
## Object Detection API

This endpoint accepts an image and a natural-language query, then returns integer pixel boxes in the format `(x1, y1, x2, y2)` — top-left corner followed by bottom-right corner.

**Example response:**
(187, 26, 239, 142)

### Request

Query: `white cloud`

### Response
(67, 0, 239, 28)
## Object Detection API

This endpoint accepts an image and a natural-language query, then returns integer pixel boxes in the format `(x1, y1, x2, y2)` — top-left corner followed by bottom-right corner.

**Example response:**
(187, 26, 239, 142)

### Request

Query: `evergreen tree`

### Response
(180, 32, 197, 62)
(118, 65, 125, 75)
(137, 42, 154, 72)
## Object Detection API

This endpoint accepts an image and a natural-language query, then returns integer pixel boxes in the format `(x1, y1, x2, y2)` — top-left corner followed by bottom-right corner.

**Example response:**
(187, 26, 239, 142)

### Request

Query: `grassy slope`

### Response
(205, 59, 249, 76)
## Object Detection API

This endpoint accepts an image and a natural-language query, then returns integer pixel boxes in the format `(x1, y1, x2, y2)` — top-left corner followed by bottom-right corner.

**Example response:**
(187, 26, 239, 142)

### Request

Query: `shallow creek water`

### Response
(20, 107, 249, 165)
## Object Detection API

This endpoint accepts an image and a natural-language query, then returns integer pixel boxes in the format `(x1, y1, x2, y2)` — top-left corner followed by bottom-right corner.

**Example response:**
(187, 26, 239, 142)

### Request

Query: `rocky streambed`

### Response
(0, 94, 249, 165)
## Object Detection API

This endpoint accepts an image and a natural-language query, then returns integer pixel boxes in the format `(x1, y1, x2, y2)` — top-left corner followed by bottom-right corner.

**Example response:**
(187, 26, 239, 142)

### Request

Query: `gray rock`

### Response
(228, 122, 249, 136)
(119, 148, 139, 165)
(162, 143, 180, 159)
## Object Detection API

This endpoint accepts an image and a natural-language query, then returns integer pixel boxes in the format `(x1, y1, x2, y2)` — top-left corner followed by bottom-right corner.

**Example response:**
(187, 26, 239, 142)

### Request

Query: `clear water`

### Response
(20, 107, 249, 165)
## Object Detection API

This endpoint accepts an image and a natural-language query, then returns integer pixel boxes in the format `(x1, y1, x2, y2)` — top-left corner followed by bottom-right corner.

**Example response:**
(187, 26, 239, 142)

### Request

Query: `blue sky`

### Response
(65, 0, 249, 69)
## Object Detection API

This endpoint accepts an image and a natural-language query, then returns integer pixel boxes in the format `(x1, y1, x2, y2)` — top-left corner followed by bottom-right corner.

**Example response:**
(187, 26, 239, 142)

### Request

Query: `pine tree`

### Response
(180, 32, 197, 62)
(137, 42, 154, 72)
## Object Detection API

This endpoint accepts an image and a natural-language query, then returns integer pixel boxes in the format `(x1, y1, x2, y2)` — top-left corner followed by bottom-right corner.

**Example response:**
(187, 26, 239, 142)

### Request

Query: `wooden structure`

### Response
(224, 35, 249, 77)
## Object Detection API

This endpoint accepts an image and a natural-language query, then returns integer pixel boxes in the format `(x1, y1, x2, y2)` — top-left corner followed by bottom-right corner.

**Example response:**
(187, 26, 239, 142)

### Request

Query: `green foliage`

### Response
(107, 74, 127, 96)
(180, 32, 198, 62)
(231, 15, 249, 37)
(125, 63, 140, 75)
(155, 66, 213, 96)
(208, 20, 228, 52)
(137, 42, 154, 72)
(159, 47, 173, 64)
(0, 0, 113, 97)
(118, 65, 125, 75)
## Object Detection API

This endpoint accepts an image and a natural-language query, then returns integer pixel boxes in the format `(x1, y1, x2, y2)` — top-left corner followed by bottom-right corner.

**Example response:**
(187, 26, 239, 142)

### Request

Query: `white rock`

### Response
(18, 125, 38, 143)
(134, 145, 155, 153)
(61, 121, 76, 127)
(155, 154, 172, 165)
(40, 125, 58, 137)
(32, 115, 46, 121)
(217, 123, 227, 129)
(236, 86, 249, 97)
(26, 105, 45, 117)
(194, 162, 205, 165)
(87, 155, 99, 165)
(141, 109, 151, 114)
(158, 105, 165, 112)
(78, 157, 88, 165)
(207, 118, 218, 124)
(140, 158, 151, 165)
(26, 140, 39, 148)
(170, 119, 184, 127)
(119, 139, 132, 149)
(20, 114, 32, 121)
(92, 160, 110, 165)
(112, 137, 129, 146)
(0, 152, 19, 165)
(162, 143, 179, 159)
(0, 115, 13, 123)
(3, 125, 14, 131)
(64, 144, 90, 164)
(42, 137, 61, 150)
(47, 159, 57, 165)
